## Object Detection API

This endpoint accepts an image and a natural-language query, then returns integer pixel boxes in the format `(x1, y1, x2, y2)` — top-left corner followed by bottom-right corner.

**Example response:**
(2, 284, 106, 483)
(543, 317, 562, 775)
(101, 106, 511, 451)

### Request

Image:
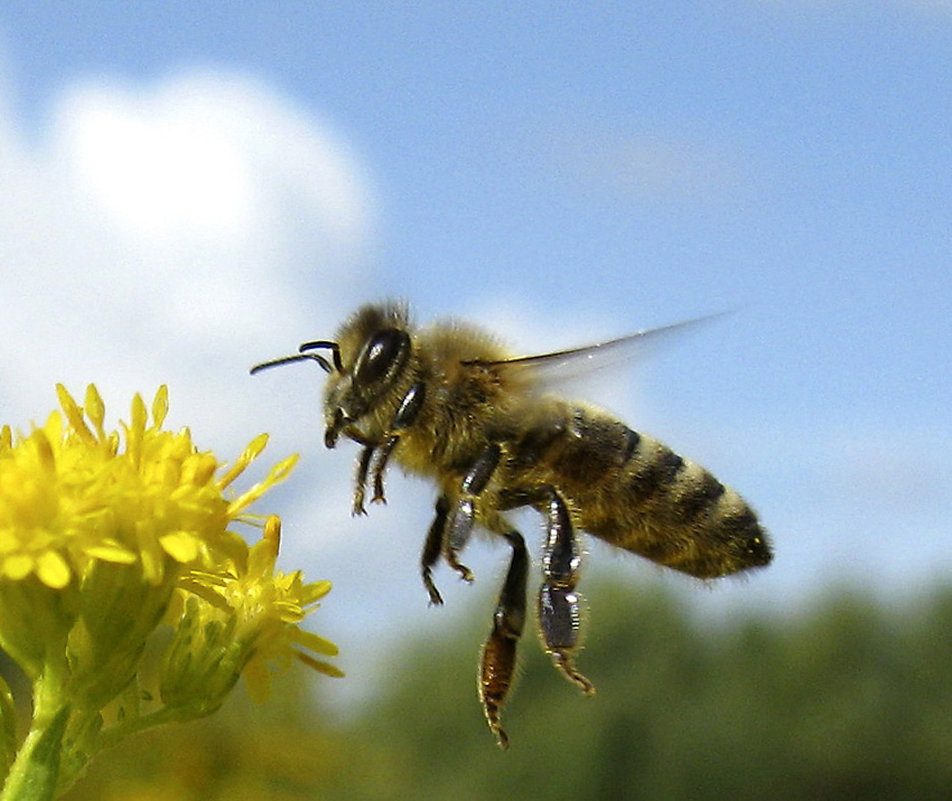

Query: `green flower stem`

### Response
(1, 689, 215, 801)
(0, 665, 72, 801)
(0, 674, 18, 780)
(0, 707, 70, 801)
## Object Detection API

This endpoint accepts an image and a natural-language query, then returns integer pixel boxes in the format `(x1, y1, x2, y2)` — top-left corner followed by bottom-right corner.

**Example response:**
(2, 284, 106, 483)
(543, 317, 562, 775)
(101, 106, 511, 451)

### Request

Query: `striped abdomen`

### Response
(514, 405, 772, 579)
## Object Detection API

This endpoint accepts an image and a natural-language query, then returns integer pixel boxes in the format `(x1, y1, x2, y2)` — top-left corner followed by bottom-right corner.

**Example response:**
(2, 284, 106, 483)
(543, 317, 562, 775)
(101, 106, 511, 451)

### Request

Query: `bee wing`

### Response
(462, 312, 728, 385)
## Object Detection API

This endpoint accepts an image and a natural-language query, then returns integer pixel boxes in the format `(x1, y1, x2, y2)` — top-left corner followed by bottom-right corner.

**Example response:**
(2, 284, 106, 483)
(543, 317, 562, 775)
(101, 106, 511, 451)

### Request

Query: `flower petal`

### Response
(159, 531, 200, 563)
(35, 550, 71, 589)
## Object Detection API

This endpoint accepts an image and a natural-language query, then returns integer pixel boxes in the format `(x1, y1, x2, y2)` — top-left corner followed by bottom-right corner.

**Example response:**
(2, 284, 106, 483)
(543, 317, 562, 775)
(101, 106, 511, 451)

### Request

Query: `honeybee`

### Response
(252, 302, 771, 747)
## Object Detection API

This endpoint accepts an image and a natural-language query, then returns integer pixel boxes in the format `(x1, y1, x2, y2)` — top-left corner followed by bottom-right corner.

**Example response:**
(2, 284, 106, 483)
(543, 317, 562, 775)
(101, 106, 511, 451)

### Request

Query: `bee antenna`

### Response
(298, 340, 343, 372)
(250, 352, 335, 375)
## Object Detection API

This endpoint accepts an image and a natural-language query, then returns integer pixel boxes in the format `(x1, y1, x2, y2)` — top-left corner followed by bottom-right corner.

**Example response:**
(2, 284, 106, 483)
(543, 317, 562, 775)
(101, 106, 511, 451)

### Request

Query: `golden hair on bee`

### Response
(252, 302, 772, 747)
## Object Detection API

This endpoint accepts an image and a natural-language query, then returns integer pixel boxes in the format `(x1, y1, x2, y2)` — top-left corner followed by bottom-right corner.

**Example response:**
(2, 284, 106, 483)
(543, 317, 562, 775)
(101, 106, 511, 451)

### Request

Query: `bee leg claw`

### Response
(447, 552, 474, 583)
(550, 650, 596, 695)
(422, 570, 444, 606)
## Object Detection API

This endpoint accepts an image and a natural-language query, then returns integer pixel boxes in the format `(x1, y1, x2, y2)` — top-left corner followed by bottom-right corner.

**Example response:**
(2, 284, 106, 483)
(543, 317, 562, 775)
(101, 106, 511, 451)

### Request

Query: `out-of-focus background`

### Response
(2, 4, 950, 798)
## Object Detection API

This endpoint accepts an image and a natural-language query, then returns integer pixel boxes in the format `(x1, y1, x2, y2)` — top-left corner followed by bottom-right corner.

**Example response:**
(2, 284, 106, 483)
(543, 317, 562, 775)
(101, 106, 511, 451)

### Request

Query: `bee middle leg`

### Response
(421, 494, 450, 605)
(443, 443, 502, 583)
(422, 477, 528, 746)
(479, 528, 528, 749)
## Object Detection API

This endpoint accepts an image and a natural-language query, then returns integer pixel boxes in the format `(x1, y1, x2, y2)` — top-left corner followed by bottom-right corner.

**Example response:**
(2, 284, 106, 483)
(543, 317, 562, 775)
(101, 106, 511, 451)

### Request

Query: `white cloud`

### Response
(0, 66, 392, 648)
(0, 68, 376, 450)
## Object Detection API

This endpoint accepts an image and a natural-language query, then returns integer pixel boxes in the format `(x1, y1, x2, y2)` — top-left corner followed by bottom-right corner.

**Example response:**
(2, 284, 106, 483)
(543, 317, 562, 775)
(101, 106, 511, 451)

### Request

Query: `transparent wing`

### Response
(461, 312, 729, 386)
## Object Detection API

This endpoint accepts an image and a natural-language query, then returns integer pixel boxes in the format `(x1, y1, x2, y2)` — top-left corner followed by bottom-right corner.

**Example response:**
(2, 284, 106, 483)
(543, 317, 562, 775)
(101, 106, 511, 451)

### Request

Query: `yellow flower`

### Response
(169, 516, 342, 712)
(0, 384, 297, 682)
(0, 384, 296, 590)
(0, 385, 338, 800)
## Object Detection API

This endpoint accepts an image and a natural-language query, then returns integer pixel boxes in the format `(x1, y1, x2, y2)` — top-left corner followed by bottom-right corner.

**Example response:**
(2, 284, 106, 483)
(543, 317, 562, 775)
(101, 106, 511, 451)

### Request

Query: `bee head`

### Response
(322, 306, 412, 447)
(250, 302, 412, 448)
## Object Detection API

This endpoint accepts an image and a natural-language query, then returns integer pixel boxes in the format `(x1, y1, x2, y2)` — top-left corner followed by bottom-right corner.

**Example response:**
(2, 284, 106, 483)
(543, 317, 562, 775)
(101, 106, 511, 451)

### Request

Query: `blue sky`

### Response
(1, 3, 950, 695)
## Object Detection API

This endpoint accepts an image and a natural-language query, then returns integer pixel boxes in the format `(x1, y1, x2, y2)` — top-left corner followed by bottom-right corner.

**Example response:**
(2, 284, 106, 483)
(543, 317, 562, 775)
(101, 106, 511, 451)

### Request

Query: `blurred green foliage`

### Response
(52, 579, 952, 801)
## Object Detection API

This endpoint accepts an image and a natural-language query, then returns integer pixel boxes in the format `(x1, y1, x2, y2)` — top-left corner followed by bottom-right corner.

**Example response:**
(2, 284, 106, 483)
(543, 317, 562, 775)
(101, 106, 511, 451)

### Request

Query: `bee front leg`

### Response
(369, 438, 397, 503)
(538, 488, 596, 696)
(446, 443, 502, 583)
(367, 381, 426, 505)
(421, 494, 450, 605)
(352, 445, 375, 516)
(479, 529, 528, 749)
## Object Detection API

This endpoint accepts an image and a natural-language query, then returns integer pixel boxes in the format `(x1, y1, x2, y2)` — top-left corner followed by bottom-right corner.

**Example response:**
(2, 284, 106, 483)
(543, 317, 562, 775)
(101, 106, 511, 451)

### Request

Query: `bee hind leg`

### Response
(479, 529, 528, 749)
(538, 488, 596, 696)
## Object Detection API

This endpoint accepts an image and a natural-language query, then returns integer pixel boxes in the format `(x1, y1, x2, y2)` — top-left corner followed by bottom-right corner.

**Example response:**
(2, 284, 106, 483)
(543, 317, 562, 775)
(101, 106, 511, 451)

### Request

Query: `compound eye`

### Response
(355, 328, 408, 385)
